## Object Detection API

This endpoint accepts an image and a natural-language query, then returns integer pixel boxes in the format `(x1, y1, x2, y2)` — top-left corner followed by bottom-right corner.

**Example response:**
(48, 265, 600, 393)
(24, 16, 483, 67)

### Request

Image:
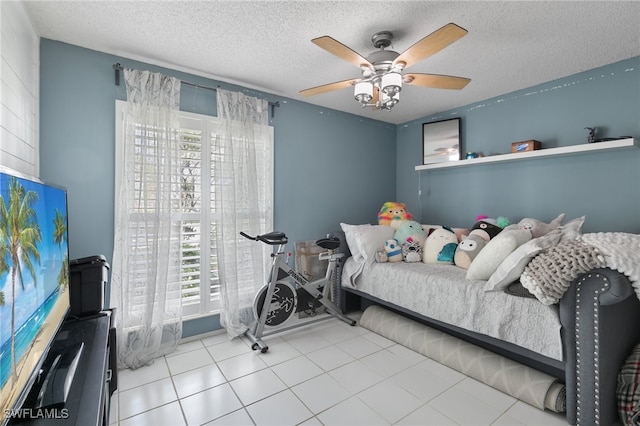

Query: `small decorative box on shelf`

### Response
(511, 140, 541, 153)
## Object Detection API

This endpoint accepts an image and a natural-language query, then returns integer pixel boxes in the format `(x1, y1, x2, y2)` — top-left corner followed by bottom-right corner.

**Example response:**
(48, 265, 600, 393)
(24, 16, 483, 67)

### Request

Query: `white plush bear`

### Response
(423, 226, 458, 264)
(507, 213, 565, 238)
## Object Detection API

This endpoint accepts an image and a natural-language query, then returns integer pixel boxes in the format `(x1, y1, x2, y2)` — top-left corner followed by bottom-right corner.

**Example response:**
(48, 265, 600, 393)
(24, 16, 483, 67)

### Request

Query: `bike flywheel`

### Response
(253, 280, 297, 327)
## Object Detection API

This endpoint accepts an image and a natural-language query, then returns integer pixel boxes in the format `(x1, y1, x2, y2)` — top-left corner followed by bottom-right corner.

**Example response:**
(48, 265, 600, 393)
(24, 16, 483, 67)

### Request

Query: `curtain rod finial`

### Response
(113, 63, 121, 86)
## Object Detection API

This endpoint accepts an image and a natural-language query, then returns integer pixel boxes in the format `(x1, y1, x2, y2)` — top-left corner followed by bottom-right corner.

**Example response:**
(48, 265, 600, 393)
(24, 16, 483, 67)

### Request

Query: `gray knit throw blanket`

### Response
(520, 239, 606, 305)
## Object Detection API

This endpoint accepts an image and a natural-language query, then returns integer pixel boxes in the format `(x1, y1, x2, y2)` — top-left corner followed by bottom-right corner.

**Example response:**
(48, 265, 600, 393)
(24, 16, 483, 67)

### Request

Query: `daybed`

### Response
(338, 222, 640, 425)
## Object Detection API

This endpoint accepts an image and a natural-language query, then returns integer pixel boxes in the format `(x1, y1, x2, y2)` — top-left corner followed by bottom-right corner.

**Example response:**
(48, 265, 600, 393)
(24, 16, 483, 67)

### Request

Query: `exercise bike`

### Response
(240, 231, 357, 353)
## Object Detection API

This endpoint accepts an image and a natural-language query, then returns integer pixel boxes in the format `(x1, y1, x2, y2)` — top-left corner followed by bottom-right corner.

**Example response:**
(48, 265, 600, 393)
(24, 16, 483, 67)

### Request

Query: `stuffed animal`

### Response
(507, 213, 565, 238)
(378, 202, 413, 229)
(469, 216, 510, 242)
(454, 234, 487, 269)
(423, 224, 470, 242)
(394, 220, 428, 247)
(384, 239, 403, 262)
(374, 249, 388, 263)
(402, 239, 423, 262)
(423, 226, 458, 264)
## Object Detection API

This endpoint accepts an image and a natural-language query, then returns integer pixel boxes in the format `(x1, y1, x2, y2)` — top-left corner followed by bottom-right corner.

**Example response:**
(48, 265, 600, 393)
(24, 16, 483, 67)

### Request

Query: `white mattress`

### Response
(342, 258, 563, 360)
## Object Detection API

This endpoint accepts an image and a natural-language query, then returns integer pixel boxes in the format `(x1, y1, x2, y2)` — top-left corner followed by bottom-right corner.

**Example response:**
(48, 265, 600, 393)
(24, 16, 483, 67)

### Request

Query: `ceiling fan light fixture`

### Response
(354, 81, 373, 104)
(381, 72, 402, 96)
(303, 24, 470, 113)
(380, 91, 399, 110)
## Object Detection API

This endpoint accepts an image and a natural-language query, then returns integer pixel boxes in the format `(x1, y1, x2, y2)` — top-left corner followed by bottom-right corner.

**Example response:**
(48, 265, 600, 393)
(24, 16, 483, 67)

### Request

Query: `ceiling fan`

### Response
(300, 23, 471, 111)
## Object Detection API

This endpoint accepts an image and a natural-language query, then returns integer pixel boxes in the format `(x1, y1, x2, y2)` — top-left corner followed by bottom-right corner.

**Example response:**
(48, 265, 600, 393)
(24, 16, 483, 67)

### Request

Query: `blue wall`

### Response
(39, 39, 396, 258)
(396, 56, 640, 233)
(39, 39, 639, 337)
(39, 39, 396, 336)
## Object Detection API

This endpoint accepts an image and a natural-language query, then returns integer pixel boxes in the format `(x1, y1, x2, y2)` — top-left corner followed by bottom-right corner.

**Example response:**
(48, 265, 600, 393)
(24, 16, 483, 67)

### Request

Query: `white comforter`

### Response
(342, 258, 563, 361)
(580, 232, 640, 300)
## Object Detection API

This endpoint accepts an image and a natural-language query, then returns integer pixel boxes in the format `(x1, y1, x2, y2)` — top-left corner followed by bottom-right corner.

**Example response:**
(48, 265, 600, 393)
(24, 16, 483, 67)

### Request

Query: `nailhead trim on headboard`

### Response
(575, 273, 609, 425)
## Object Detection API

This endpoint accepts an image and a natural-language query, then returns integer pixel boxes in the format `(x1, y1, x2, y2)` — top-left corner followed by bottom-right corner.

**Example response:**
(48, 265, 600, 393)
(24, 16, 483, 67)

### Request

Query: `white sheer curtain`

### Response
(111, 69, 183, 369)
(215, 89, 274, 337)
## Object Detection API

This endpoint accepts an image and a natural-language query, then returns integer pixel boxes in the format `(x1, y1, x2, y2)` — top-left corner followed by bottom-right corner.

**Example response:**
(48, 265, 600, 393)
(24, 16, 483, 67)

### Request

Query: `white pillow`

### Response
(485, 229, 563, 291)
(466, 229, 532, 281)
(341, 223, 369, 261)
(340, 223, 395, 263)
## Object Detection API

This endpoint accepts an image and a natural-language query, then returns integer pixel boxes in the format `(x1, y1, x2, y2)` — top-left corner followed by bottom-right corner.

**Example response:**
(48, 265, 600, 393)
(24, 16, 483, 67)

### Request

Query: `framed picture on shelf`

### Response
(422, 118, 461, 165)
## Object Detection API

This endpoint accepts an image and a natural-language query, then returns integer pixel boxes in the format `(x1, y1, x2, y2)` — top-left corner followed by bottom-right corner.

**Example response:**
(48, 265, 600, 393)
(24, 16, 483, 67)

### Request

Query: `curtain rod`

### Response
(113, 63, 280, 116)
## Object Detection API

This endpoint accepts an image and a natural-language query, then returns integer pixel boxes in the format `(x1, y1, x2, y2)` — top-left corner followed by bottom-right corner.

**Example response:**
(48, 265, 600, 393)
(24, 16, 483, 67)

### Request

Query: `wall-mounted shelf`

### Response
(415, 138, 639, 171)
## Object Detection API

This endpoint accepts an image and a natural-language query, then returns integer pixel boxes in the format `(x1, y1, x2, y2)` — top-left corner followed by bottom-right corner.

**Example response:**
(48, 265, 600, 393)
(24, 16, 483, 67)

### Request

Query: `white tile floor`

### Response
(109, 314, 568, 425)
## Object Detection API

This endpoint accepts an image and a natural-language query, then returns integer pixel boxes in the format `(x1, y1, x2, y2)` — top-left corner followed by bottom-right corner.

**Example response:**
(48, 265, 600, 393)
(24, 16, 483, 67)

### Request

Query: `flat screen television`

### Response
(0, 166, 70, 424)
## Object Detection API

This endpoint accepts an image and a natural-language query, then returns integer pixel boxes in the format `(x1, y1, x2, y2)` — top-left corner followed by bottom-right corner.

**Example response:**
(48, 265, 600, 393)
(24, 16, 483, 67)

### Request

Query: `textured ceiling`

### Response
(23, 1, 640, 124)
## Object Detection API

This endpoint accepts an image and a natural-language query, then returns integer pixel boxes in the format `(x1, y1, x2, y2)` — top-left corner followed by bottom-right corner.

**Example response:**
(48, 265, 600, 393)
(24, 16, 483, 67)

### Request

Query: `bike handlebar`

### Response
(240, 231, 288, 245)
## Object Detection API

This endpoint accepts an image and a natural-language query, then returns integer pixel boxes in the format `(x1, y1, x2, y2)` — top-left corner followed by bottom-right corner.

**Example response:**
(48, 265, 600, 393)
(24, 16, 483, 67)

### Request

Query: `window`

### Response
(115, 101, 273, 318)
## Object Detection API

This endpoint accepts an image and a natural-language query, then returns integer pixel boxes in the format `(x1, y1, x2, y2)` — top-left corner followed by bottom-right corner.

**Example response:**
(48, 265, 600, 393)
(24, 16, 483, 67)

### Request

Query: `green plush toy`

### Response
(394, 220, 428, 247)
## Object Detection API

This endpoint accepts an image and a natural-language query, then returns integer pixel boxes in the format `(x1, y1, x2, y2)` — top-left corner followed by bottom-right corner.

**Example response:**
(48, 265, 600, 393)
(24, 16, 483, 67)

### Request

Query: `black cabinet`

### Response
(13, 311, 116, 426)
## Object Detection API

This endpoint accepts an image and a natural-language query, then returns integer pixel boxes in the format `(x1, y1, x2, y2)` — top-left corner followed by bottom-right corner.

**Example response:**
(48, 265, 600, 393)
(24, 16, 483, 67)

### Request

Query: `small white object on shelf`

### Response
(415, 138, 639, 171)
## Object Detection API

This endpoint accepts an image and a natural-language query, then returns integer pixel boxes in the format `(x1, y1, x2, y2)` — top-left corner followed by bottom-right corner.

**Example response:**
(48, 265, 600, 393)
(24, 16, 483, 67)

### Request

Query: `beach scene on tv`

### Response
(0, 173, 70, 418)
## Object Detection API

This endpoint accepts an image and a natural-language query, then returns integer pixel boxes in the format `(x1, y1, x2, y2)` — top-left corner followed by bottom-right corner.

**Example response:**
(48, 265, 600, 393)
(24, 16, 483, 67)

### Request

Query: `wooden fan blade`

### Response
(371, 87, 380, 107)
(393, 23, 468, 69)
(300, 78, 359, 97)
(355, 87, 383, 110)
(312, 36, 373, 69)
(405, 73, 471, 90)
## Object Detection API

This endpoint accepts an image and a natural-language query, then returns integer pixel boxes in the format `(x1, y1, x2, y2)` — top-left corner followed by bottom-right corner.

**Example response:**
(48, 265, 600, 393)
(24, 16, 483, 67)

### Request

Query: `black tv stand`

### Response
(30, 341, 84, 410)
(11, 311, 116, 426)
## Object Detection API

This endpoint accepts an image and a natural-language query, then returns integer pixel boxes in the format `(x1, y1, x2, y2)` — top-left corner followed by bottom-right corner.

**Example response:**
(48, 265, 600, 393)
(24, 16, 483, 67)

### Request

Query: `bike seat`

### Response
(316, 237, 340, 250)
(259, 232, 288, 245)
